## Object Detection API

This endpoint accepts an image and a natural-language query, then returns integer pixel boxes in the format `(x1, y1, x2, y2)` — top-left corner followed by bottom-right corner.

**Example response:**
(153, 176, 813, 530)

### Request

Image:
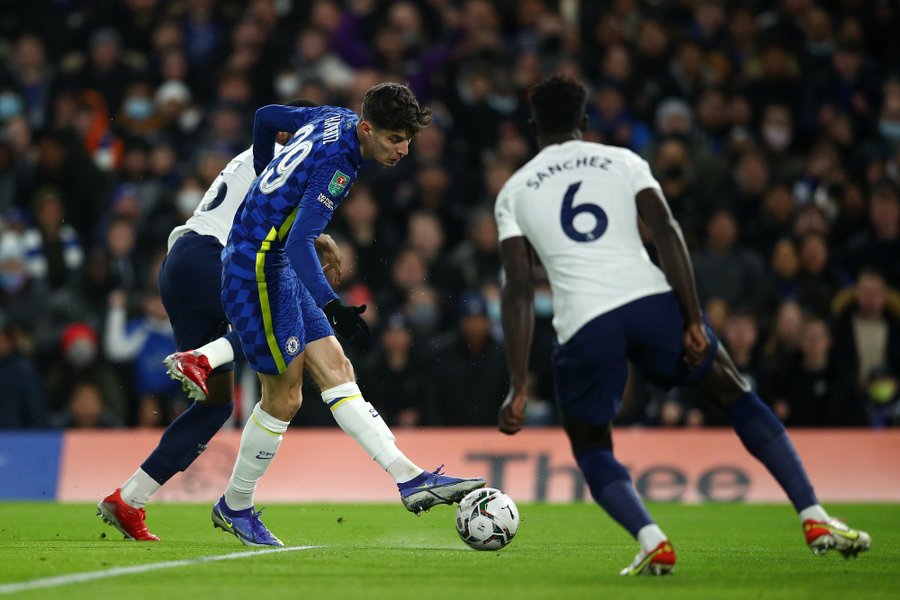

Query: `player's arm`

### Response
(314, 233, 342, 286)
(252, 104, 312, 175)
(284, 170, 368, 339)
(635, 187, 709, 367)
(498, 235, 535, 435)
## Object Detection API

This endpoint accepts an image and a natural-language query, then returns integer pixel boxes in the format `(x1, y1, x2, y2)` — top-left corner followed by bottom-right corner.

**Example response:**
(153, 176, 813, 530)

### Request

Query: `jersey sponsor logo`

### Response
(526, 156, 613, 190)
(328, 170, 350, 196)
(317, 193, 334, 210)
(323, 115, 342, 143)
(285, 336, 301, 355)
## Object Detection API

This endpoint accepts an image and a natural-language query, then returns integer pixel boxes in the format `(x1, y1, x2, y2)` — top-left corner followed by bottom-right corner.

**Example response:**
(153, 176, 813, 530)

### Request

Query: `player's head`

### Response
(275, 98, 319, 145)
(358, 82, 432, 167)
(528, 74, 588, 146)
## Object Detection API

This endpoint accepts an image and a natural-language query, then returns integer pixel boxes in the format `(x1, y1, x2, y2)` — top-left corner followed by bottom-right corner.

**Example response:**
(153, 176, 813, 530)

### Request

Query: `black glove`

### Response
(324, 299, 370, 339)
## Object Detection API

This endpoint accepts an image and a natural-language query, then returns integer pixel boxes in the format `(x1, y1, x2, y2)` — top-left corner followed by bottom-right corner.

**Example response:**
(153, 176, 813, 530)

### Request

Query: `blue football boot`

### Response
(398, 465, 486, 514)
(211, 496, 284, 547)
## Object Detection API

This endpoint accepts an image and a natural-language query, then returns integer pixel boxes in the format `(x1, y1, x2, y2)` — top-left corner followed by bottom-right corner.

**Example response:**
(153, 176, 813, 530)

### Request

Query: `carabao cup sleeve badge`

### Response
(328, 170, 350, 196)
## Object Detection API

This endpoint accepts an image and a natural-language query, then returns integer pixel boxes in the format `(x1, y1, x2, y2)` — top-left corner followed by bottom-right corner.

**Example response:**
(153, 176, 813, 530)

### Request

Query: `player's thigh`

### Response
(159, 233, 235, 373)
(625, 292, 717, 388)
(688, 344, 751, 407)
(221, 268, 306, 376)
(296, 284, 351, 389)
(553, 313, 628, 425)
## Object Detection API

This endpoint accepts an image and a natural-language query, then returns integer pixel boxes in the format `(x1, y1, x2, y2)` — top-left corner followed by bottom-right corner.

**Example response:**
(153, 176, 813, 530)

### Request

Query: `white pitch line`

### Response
(0, 545, 320, 595)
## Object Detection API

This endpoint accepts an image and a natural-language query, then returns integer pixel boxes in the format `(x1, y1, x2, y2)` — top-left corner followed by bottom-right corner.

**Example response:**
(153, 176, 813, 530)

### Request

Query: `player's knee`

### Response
(562, 415, 613, 453)
(322, 355, 355, 387)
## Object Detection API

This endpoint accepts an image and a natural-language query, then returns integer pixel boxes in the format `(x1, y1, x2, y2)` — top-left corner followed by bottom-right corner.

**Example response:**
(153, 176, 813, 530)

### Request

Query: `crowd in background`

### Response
(0, 0, 898, 431)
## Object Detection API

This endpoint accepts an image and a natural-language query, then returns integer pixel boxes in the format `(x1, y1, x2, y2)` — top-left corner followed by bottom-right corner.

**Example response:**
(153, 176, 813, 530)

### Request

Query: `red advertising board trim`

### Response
(58, 428, 900, 503)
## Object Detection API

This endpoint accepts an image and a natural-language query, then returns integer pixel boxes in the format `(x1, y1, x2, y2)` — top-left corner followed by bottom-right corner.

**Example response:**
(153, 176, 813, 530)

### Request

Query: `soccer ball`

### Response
(455, 487, 519, 551)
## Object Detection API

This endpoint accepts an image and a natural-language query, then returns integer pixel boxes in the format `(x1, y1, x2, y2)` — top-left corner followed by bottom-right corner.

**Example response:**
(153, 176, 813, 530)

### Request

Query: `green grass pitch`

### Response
(1, 502, 897, 599)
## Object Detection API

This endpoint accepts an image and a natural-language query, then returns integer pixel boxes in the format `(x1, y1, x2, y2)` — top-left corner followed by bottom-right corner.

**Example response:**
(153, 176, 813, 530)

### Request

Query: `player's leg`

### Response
(633, 291, 869, 558)
(554, 307, 675, 576)
(692, 345, 871, 557)
(99, 233, 236, 540)
(302, 333, 485, 514)
(212, 268, 306, 546)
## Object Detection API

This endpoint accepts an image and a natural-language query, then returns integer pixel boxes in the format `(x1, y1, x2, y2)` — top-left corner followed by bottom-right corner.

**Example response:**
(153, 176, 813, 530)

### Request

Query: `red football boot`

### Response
(620, 540, 676, 576)
(97, 489, 160, 541)
(164, 351, 212, 402)
(804, 518, 871, 558)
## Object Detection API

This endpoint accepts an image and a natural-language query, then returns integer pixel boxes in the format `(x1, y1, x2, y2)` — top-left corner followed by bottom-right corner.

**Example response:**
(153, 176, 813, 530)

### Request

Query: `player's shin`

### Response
(726, 390, 818, 512)
(322, 382, 421, 483)
(223, 402, 289, 511)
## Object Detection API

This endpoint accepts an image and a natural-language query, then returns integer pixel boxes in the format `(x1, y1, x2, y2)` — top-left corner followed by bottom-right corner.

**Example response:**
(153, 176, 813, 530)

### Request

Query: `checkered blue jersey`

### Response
(222, 104, 362, 307)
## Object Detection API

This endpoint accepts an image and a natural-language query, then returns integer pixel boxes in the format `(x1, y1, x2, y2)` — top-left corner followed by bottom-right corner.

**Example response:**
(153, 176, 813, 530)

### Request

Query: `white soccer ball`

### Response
(455, 487, 519, 551)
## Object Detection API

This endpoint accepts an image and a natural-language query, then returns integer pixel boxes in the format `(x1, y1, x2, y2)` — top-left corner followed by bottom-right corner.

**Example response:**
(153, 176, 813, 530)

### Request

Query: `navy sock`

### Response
(224, 330, 243, 360)
(575, 447, 653, 538)
(141, 402, 234, 484)
(726, 391, 817, 511)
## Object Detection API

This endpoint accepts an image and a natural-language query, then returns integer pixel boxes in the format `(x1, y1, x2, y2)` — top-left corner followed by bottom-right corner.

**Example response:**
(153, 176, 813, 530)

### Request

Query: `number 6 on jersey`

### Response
(560, 181, 608, 242)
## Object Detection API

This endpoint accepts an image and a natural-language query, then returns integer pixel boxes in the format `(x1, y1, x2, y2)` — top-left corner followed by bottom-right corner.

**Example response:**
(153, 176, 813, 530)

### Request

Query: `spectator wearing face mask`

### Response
(45, 321, 128, 422)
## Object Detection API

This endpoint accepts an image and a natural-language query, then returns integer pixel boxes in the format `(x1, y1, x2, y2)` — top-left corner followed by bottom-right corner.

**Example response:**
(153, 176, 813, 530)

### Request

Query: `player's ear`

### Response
(359, 120, 373, 137)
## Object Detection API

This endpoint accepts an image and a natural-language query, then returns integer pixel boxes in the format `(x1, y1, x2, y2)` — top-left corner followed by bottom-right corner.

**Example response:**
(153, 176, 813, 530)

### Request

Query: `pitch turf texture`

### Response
(1, 503, 896, 599)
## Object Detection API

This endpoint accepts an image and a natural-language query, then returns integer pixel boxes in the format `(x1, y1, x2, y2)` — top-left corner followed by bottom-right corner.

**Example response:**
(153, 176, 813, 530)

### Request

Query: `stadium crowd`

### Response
(0, 0, 898, 431)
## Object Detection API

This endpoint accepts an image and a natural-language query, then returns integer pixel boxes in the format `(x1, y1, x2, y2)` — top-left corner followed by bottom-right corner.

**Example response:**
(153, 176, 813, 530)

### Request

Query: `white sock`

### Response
(119, 468, 161, 509)
(223, 403, 289, 511)
(195, 337, 234, 370)
(799, 504, 829, 522)
(637, 524, 668, 553)
(321, 382, 422, 483)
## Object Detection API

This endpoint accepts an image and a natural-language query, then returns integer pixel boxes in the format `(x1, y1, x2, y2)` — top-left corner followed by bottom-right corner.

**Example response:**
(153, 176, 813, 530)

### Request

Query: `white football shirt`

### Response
(167, 144, 283, 250)
(495, 140, 672, 343)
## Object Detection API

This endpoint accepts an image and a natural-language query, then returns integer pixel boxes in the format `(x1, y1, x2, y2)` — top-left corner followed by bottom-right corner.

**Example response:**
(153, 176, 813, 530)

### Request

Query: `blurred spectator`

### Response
(722, 308, 762, 392)
(358, 313, 435, 427)
(692, 209, 767, 311)
(429, 291, 507, 426)
(45, 322, 127, 422)
(103, 288, 179, 426)
(840, 181, 900, 287)
(770, 314, 859, 426)
(21, 186, 83, 290)
(86, 216, 143, 307)
(50, 381, 123, 429)
(0, 314, 45, 429)
(831, 270, 900, 404)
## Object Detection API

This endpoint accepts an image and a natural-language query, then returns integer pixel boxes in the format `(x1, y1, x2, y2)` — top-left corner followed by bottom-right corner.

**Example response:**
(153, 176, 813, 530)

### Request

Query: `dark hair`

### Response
(529, 74, 587, 135)
(361, 83, 432, 136)
(285, 98, 319, 108)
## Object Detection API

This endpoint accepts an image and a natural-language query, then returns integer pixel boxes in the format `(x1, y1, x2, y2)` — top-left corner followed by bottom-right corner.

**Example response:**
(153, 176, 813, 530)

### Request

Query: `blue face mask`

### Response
(534, 292, 553, 318)
(486, 299, 501, 322)
(0, 94, 23, 120)
(408, 304, 438, 330)
(124, 98, 154, 121)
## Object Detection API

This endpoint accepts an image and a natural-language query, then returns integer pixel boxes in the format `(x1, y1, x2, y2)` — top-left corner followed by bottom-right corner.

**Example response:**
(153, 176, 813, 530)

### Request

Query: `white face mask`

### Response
(177, 190, 203, 214)
(179, 107, 202, 132)
(66, 339, 98, 367)
(275, 75, 300, 99)
(763, 125, 791, 151)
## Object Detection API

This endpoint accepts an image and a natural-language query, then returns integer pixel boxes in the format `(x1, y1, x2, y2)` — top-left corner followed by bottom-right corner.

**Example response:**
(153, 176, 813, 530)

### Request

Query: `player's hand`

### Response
(315, 234, 343, 286)
(498, 388, 527, 435)
(324, 299, 370, 339)
(683, 321, 710, 369)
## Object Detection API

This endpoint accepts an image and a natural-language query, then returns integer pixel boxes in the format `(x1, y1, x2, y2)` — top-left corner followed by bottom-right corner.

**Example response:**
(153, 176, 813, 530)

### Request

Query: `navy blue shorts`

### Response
(158, 232, 235, 373)
(221, 265, 332, 376)
(552, 291, 718, 425)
